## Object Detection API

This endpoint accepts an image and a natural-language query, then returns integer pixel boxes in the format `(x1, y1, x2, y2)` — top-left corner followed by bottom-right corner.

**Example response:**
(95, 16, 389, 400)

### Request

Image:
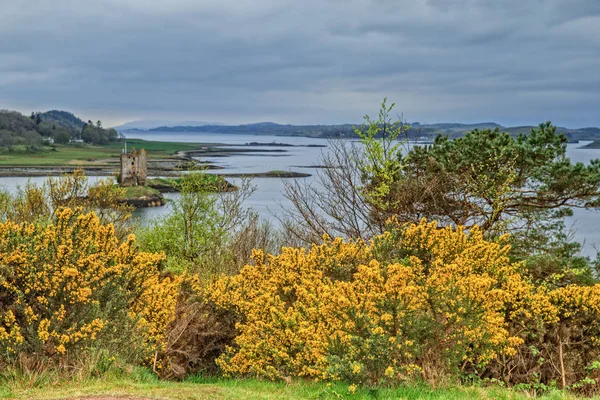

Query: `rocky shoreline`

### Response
(220, 171, 311, 178)
(0, 159, 222, 178)
(119, 193, 166, 208)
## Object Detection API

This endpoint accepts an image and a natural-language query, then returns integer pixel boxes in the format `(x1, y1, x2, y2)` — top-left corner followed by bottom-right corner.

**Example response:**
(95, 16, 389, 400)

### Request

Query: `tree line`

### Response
(0, 109, 118, 151)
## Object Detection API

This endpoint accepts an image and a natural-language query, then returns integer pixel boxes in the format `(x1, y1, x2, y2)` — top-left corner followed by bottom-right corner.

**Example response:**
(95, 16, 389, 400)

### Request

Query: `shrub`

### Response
(153, 275, 236, 379)
(1, 168, 135, 241)
(0, 208, 177, 372)
(137, 173, 260, 277)
(212, 218, 600, 391)
(491, 284, 600, 392)
(211, 220, 538, 386)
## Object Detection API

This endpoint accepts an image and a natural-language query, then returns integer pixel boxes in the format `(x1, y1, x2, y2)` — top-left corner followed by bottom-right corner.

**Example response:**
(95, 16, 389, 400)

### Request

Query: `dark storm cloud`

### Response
(0, 0, 598, 126)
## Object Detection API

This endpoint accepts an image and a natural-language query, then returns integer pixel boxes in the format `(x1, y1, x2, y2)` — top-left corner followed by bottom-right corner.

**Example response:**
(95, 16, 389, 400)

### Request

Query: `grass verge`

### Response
(0, 373, 584, 400)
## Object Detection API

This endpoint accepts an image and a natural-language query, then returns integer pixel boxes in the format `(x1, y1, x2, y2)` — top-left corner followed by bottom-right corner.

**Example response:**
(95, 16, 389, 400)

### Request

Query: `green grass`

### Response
(0, 374, 583, 400)
(146, 177, 182, 186)
(0, 140, 207, 167)
(0, 145, 119, 166)
(146, 174, 233, 192)
(121, 186, 161, 198)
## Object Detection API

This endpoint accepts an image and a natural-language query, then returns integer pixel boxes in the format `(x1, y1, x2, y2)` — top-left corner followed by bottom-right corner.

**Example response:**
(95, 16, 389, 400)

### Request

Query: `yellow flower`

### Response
(385, 366, 395, 378)
(0, 207, 173, 363)
(208, 217, 600, 387)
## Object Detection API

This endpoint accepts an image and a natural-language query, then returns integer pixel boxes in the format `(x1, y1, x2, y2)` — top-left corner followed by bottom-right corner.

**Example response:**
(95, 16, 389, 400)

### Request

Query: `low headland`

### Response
(0, 138, 312, 176)
(581, 140, 600, 149)
(0, 138, 312, 207)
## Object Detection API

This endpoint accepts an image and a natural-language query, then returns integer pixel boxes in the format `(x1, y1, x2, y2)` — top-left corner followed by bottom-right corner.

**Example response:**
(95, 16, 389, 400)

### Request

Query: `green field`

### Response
(0, 145, 119, 166)
(0, 139, 206, 167)
(0, 374, 583, 400)
(121, 185, 162, 198)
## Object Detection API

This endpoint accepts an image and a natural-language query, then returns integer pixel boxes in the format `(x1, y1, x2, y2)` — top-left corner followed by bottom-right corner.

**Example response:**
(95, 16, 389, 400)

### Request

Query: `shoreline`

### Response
(219, 171, 311, 178)
(0, 138, 318, 179)
(0, 166, 214, 178)
(0, 170, 312, 179)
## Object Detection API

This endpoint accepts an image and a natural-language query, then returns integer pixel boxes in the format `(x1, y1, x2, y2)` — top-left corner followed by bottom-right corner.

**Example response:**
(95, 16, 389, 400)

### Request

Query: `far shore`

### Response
(0, 169, 312, 179)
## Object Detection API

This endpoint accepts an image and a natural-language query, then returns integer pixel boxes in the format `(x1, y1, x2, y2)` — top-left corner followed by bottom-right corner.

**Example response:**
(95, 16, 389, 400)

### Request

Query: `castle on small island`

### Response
(119, 147, 147, 187)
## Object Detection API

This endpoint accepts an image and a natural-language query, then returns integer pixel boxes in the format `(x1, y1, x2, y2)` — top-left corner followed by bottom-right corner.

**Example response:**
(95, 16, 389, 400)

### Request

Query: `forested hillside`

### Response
(0, 109, 118, 151)
(0, 110, 43, 151)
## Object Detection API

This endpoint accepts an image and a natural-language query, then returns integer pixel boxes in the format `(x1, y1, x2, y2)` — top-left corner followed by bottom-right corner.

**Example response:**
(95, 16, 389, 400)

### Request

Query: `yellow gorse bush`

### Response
(0, 208, 177, 366)
(4, 206, 600, 388)
(211, 219, 572, 386)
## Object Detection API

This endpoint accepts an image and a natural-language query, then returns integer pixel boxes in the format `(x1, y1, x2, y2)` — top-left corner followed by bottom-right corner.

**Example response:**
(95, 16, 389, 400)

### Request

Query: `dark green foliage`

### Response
(81, 124, 118, 145)
(0, 130, 43, 152)
(0, 109, 118, 149)
(0, 110, 37, 133)
(401, 122, 600, 223)
(52, 131, 71, 144)
(0, 111, 44, 152)
(361, 122, 600, 283)
(39, 110, 85, 130)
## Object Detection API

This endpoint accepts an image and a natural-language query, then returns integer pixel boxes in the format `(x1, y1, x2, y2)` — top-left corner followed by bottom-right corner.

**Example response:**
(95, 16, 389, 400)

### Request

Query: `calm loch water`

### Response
(2, 132, 599, 258)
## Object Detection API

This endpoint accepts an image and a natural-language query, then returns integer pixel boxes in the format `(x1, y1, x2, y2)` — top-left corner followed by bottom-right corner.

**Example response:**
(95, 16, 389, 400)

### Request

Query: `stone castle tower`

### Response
(119, 148, 147, 187)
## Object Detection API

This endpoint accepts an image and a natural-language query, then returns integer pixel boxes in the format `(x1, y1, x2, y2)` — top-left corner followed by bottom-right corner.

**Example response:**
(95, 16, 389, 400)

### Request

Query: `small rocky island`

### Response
(118, 148, 166, 207)
(117, 147, 238, 208)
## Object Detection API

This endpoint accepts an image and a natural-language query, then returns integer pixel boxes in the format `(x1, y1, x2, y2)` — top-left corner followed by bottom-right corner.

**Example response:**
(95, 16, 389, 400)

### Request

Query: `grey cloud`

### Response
(0, 0, 598, 127)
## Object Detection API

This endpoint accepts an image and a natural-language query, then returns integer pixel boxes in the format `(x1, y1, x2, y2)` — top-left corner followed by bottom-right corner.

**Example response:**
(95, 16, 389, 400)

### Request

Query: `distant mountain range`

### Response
(114, 119, 224, 130)
(118, 121, 600, 142)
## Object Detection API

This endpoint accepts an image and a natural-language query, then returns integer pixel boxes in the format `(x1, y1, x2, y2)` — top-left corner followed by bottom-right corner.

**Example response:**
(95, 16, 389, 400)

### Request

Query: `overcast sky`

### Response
(0, 0, 598, 127)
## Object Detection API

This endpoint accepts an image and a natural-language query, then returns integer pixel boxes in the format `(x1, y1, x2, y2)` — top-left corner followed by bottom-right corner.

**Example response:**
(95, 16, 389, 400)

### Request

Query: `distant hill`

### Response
(140, 123, 358, 138)
(569, 127, 600, 142)
(121, 121, 600, 141)
(579, 139, 600, 149)
(114, 119, 224, 131)
(39, 110, 85, 130)
(0, 109, 118, 149)
(405, 122, 503, 139)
